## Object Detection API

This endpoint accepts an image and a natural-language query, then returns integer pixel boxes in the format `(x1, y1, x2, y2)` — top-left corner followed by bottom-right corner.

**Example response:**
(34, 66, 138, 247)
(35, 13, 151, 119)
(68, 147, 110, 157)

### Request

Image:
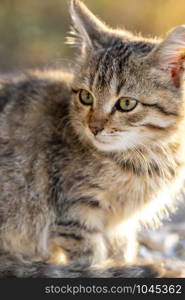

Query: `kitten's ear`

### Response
(68, 0, 111, 53)
(149, 25, 185, 88)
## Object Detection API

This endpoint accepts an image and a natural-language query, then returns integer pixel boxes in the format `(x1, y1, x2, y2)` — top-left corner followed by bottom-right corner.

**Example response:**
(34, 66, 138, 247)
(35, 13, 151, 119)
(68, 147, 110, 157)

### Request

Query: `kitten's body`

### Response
(0, 0, 185, 277)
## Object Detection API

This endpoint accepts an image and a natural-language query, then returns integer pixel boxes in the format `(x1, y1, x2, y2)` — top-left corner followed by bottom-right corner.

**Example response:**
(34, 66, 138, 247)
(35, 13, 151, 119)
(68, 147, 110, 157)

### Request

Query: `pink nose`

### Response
(89, 116, 107, 136)
(89, 124, 103, 135)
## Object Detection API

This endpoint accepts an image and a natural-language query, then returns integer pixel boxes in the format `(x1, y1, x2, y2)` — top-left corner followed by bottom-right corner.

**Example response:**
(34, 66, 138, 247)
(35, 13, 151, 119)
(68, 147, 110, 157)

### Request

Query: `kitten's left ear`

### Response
(68, 0, 111, 53)
(149, 25, 185, 88)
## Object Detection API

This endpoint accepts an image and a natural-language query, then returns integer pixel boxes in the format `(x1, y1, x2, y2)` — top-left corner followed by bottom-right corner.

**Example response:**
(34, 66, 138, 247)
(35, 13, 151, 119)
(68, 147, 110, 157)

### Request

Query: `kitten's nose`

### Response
(89, 124, 103, 136)
(89, 116, 107, 136)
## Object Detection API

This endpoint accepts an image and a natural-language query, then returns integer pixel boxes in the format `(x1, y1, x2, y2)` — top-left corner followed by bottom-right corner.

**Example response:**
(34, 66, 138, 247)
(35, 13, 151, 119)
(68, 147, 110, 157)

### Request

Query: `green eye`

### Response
(116, 97, 138, 112)
(79, 89, 94, 105)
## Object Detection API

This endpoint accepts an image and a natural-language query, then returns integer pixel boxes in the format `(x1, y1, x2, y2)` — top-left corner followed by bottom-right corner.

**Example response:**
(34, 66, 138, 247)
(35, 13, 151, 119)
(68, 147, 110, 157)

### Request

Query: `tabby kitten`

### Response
(0, 0, 184, 277)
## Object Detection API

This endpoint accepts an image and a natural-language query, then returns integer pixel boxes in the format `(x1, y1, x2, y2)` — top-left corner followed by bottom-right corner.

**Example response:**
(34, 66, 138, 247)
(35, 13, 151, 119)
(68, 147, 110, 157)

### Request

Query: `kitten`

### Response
(0, 0, 184, 277)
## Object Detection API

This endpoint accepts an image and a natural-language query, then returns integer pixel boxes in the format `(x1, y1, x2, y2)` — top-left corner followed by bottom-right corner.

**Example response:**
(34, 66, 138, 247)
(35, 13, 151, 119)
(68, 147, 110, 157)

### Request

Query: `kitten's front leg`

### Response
(106, 220, 139, 264)
(48, 225, 108, 266)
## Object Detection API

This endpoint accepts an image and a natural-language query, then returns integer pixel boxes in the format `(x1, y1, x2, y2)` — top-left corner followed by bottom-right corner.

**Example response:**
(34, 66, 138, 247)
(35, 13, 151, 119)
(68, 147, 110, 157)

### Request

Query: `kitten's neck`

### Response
(105, 139, 184, 179)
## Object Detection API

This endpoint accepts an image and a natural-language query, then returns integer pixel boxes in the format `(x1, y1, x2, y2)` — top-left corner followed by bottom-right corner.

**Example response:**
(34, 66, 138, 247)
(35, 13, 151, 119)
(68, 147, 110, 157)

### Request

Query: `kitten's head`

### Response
(69, 0, 185, 152)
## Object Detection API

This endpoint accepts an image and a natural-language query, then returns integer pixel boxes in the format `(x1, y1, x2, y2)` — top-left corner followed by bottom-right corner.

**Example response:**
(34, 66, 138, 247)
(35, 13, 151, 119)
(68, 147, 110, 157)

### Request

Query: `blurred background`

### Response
(0, 0, 185, 72)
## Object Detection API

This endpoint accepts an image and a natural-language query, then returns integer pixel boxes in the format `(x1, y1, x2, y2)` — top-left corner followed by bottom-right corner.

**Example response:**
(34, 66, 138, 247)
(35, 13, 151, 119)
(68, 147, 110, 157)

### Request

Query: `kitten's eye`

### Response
(79, 89, 94, 106)
(116, 97, 138, 112)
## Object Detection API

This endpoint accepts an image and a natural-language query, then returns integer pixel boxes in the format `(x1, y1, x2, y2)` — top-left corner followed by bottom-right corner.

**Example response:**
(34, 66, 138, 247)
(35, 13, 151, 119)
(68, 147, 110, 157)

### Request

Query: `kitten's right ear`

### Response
(67, 0, 111, 54)
(148, 25, 185, 88)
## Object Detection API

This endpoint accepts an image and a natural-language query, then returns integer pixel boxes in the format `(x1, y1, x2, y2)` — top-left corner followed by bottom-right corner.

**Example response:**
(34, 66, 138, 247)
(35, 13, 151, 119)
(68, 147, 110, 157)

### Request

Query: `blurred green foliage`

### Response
(0, 0, 184, 71)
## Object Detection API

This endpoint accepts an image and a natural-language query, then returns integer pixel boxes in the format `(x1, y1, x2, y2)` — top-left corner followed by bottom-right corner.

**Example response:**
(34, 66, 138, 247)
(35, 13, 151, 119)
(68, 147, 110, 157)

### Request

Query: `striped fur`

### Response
(0, 0, 184, 277)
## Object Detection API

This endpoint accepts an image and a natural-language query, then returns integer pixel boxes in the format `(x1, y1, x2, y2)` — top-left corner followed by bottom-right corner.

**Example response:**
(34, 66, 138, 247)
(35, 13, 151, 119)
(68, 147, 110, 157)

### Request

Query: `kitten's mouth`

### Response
(90, 133, 125, 152)
(94, 133, 121, 144)
(86, 127, 131, 151)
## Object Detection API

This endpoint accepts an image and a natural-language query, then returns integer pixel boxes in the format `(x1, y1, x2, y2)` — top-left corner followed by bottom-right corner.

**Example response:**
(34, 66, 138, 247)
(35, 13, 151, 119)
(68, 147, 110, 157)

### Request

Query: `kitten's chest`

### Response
(92, 162, 150, 213)
(64, 153, 156, 225)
